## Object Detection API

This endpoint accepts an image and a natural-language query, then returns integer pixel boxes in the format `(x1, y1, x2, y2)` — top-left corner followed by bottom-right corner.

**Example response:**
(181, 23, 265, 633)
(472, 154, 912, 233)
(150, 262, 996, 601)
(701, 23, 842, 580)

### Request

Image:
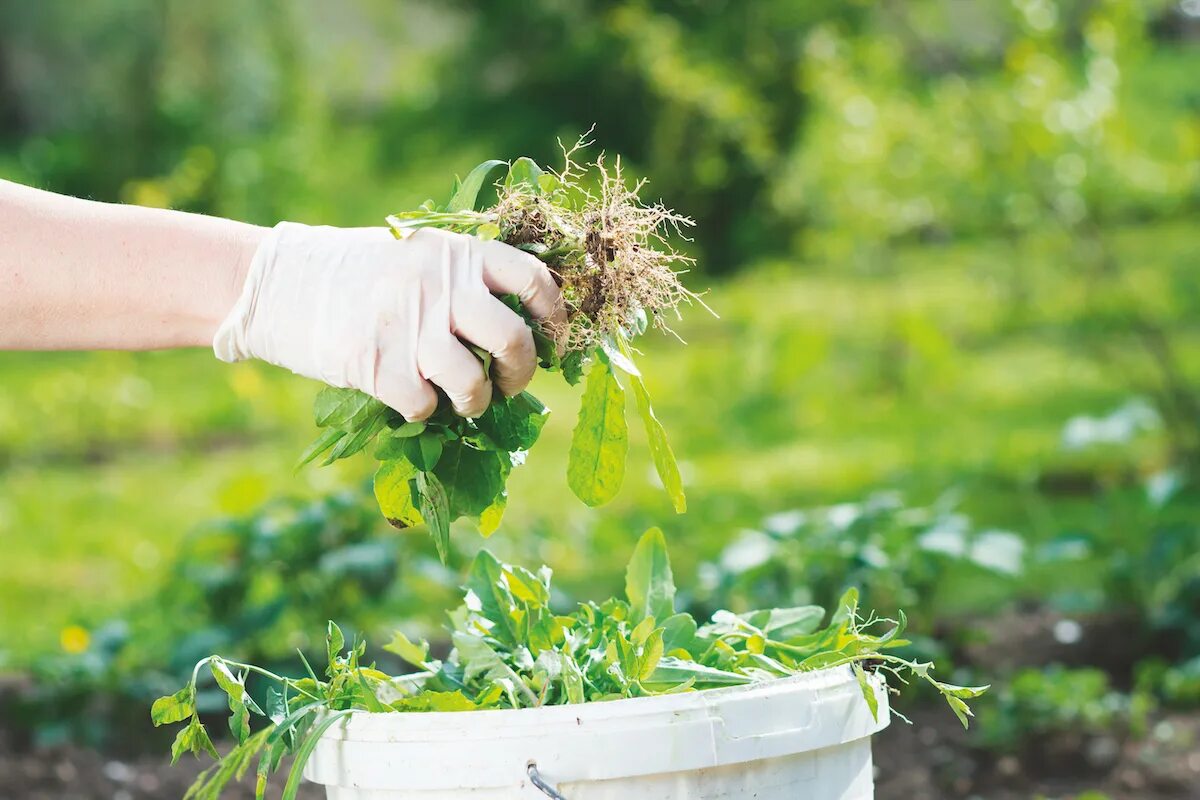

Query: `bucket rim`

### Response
(320, 664, 871, 741)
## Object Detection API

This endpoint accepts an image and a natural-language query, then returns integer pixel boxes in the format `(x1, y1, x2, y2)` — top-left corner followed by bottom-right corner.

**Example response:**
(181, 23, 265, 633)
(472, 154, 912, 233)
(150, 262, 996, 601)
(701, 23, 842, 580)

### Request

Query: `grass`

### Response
(0, 218, 1195, 662)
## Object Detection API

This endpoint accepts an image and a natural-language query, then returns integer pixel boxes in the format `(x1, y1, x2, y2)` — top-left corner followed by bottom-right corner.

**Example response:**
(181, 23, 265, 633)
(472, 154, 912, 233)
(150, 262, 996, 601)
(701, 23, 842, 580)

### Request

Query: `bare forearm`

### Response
(0, 179, 266, 350)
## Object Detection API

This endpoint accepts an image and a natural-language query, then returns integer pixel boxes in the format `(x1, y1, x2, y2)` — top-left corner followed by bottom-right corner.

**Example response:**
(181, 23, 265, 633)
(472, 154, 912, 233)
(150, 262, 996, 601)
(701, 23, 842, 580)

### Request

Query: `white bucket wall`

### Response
(305, 666, 890, 800)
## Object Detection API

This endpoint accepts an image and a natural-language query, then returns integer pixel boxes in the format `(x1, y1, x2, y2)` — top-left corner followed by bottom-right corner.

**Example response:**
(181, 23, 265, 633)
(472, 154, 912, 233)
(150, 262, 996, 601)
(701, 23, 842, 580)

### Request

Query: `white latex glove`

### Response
(214, 222, 564, 420)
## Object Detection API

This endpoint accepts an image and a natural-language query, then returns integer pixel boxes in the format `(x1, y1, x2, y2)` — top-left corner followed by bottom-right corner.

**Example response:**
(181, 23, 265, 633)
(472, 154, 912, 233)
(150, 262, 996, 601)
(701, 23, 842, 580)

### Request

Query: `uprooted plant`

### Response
(301, 136, 710, 561)
(153, 529, 987, 800)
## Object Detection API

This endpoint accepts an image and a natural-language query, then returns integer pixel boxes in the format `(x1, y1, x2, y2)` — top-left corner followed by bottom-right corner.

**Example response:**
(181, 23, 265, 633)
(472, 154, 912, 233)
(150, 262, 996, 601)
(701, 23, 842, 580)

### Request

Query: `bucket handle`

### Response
(527, 761, 568, 799)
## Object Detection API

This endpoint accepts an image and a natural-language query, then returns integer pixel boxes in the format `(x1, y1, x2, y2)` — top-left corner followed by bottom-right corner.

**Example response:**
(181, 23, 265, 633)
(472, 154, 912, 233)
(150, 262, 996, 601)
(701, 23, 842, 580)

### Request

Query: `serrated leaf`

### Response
(567, 355, 628, 506)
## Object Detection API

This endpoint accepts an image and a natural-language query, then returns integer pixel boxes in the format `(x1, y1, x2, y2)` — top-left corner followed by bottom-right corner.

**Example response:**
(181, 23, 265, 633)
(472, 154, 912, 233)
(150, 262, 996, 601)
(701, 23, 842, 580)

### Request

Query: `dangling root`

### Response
(490, 134, 712, 352)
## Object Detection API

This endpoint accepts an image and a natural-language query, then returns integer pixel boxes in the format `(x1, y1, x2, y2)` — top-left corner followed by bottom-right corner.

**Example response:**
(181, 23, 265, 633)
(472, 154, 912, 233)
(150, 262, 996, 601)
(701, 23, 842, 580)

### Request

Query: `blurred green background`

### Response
(1, 0, 1198, 796)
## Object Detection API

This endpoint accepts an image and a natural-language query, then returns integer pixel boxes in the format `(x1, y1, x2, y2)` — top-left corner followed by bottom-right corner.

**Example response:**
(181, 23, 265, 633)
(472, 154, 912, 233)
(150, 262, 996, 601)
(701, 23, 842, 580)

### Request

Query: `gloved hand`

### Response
(214, 222, 564, 420)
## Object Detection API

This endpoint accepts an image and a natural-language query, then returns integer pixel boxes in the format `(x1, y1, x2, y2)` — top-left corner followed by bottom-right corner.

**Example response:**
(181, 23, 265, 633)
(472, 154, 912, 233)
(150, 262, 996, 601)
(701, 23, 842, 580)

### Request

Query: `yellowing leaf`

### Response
(567, 356, 628, 506)
(374, 459, 421, 529)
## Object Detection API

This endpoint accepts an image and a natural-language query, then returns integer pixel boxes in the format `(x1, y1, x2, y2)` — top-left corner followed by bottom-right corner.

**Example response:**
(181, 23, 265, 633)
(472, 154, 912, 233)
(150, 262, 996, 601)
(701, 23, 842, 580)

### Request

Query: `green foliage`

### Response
(567, 353, 629, 506)
(1136, 656, 1200, 709)
(15, 490, 452, 747)
(308, 152, 695, 557)
(979, 665, 1154, 752)
(155, 529, 985, 797)
(696, 491, 1024, 617)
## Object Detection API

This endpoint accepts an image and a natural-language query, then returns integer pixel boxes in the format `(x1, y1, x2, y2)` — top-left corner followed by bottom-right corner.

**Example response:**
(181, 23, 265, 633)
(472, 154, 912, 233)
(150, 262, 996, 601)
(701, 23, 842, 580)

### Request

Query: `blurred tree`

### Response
(407, 0, 871, 270)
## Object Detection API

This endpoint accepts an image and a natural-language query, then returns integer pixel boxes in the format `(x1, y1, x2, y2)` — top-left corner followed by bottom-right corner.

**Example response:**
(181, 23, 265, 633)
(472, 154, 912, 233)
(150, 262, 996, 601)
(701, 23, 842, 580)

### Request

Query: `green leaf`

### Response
(265, 687, 286, 726)
(327, 621, 345, 666)
(637, 628, 665, 680)
(434, 441, 509, 520)
(630, 371, 686, 513)
(415, 472, 451, 563)
(945, 694, 974, 729)
(505, 157, 544, 191)
(625, 527, 676, 622)
(938, 682, 991, 699)
(660, 613, 698, 653)
(614, 335, 684, 512)
(474, 392, 549, 452)
(373, 423, 427, 459)
(374, 459, 422, 528)
(832, 587, 860, 626)
(391, 690, 479, 712)
(313, 387, 375, 428)
(561, 351, 586, 385)
(383, 631, 430, 669)
(854, 663, 880, 722)
(477, 493, 507, 537)
(297, 428, 346, 468)
(745, 606, 826, 640)
(447, 160, 508, 212)
(401, 432, 444, 471)
(475, 222, 501, 240)
(151, 686, 195, 726)
(171, 717, 220, 765)
(644, 657, 752, 689)
(567, 355, 628, 506)
(465, 550, 519, 645)
(281, 711, 351, 800)
(210, 661, 253, 744)
(323, 409, 386, 464)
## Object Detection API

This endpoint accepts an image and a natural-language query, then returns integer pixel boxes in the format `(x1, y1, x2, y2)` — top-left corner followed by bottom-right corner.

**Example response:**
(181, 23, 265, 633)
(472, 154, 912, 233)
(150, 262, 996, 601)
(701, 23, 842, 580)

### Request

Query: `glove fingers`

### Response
(374, 341, 438, 422)
(418, 331, 493, 418)
(477, 240, 568, 329)
(453, 293, 536, 397)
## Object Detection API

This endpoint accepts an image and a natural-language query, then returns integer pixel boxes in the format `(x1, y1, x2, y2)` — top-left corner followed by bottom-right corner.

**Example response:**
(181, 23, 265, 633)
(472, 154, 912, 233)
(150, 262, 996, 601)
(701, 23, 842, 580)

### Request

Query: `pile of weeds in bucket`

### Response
(153, 529, 987, 800)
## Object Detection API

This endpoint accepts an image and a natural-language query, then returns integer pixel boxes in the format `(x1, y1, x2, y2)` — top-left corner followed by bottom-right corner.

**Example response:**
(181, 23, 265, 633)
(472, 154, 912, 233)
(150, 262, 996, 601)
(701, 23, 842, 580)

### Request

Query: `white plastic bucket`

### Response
(304, 666, 890, 799)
